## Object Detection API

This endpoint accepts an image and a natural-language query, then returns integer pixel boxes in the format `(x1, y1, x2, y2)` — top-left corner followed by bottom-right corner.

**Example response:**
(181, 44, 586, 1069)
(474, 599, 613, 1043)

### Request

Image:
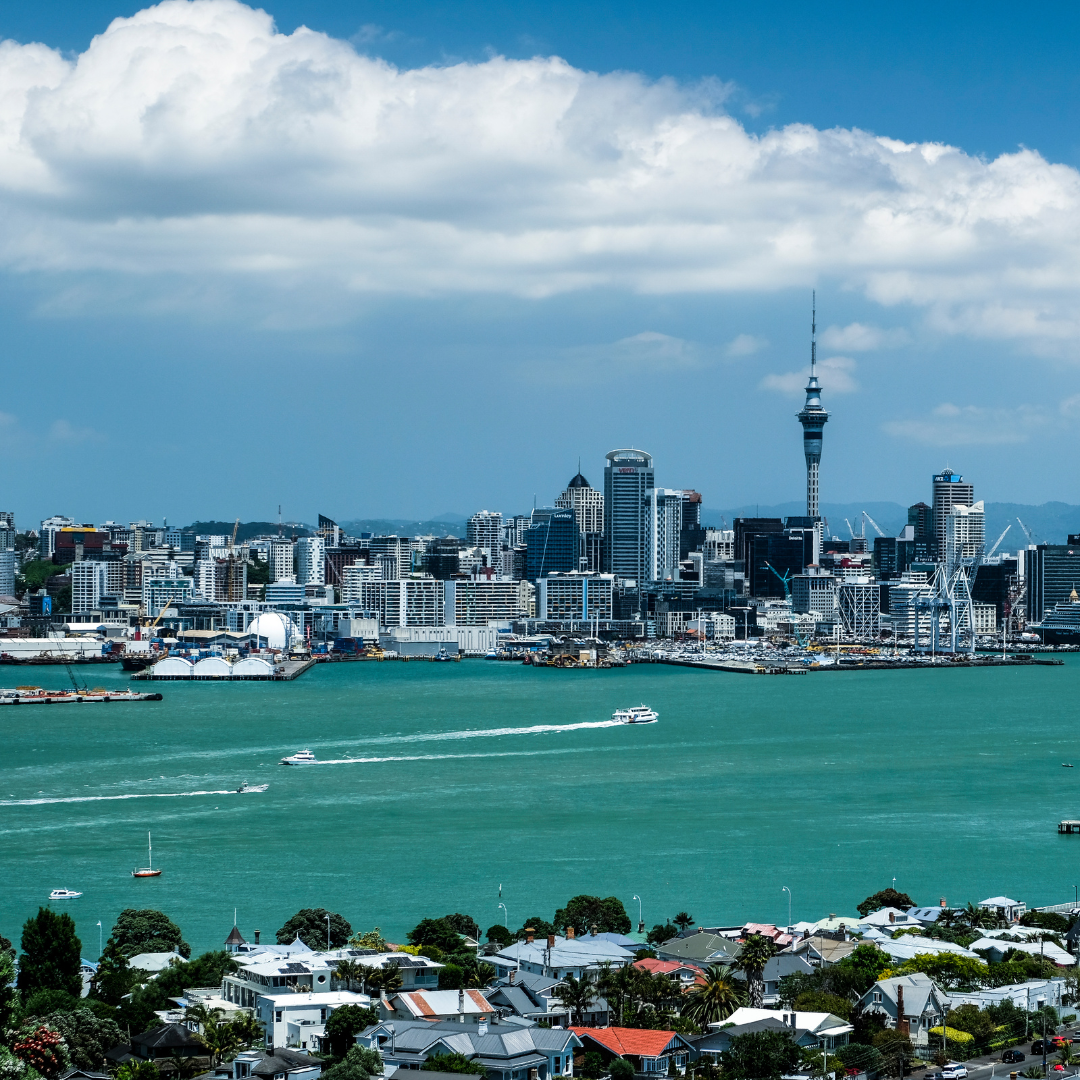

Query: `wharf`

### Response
(131, 658, 316, 681)
(643, 655, 1062, 674)
(0, 688, 163, 703)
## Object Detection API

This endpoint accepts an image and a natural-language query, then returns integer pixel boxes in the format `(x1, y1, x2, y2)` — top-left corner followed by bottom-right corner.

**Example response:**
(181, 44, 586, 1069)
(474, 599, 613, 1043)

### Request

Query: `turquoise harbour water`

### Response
(1, 657, 1078, 957)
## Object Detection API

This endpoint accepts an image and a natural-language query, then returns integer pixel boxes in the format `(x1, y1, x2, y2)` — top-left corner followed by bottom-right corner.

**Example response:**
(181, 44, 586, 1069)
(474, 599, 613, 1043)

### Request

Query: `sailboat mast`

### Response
(148, 831, 152, 870)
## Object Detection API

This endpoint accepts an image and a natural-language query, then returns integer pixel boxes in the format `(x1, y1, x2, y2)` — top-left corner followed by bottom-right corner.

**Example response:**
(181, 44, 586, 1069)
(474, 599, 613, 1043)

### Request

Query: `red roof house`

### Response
(632, 958, 707, 991)
(570, 1027, 695, 1074)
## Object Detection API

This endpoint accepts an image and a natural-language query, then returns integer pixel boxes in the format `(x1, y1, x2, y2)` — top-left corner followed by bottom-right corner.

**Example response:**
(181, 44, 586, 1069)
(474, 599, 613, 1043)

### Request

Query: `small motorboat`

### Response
(1064, 764, 1074, 768)
(49, 889, 82, 900)
(280, 749, 318, 765)
(612, 705, 659, 724)
(237, 782, 268, 792)
(132, 831, 162, 878)
(432, 648, 455, 662)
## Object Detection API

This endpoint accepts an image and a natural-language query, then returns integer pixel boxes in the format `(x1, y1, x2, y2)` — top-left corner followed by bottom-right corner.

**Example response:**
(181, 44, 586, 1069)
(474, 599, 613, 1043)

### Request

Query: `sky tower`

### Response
(796, 293, 829, 518)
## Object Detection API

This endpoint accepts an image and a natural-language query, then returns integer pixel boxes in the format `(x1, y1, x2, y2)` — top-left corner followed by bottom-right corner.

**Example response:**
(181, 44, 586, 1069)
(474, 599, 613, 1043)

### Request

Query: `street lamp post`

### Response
(97, 920, 103, 959)
(326, 914, 331, 951)
(498, 903, 509, 928)
(782, 887, 791, 928)
(632, 895, 643, 933)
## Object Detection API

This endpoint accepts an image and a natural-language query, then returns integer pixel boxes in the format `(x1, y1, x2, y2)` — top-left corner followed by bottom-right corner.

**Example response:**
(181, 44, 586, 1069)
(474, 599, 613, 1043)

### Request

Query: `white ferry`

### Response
(48, 889, 82, 900)
(612, 705, 659, 724)
(280, 749, 318, 765)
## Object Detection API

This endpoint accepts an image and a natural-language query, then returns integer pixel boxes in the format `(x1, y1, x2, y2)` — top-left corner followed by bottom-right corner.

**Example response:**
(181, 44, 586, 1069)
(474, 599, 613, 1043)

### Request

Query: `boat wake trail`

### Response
(365, 720, 623, 745)
(0, 788, 257, 807)
(307, 746, 616, 766)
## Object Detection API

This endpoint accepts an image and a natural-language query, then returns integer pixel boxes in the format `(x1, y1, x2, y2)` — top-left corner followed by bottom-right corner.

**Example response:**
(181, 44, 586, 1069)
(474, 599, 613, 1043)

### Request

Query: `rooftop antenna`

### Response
(278, 504, 282, 538)
(811, 290, 817, 378)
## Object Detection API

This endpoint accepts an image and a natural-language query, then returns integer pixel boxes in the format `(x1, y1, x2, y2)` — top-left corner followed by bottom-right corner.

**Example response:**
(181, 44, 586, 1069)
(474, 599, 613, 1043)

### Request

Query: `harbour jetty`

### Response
(131, 656, 315, 681)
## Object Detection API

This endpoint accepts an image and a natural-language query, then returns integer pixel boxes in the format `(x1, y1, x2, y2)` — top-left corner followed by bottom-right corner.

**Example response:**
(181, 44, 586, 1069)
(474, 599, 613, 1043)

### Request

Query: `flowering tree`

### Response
(12, 1024, 69, 1079)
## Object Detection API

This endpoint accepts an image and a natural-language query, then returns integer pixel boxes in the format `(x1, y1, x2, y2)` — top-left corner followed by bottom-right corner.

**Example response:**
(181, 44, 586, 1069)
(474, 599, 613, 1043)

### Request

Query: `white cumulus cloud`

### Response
(1, 0, 1080, 347)
(819, 322, 908, 351)
(761, 356, 858, 395)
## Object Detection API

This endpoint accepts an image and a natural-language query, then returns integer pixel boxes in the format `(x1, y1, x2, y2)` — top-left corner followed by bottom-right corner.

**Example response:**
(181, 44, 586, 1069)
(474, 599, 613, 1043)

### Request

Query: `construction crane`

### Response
(844, 518, 856, 540)
(985, 524, 1011, 561)
(225, 517, 242, 602)
(764, 561, 792, 599)
(1016, 518, 1036, 545)
(862, 511, 886, 538)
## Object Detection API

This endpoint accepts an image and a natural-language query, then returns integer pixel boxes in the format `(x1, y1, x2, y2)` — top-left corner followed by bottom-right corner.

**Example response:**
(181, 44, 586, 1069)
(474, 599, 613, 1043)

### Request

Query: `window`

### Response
(872, 992, 882, 1003)
(276, 1011, 282, 1023)
(321, 1009, 326, 1021)
(553, 1061, 561, 1075)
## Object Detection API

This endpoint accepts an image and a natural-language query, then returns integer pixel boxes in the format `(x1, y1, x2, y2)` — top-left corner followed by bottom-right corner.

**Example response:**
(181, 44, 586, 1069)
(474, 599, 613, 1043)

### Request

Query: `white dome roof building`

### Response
(247, 612, 299, 651)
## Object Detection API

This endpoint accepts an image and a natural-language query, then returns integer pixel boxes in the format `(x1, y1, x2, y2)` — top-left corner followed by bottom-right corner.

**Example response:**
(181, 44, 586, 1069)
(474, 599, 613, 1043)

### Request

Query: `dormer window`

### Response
(872, 992, 882, 1003)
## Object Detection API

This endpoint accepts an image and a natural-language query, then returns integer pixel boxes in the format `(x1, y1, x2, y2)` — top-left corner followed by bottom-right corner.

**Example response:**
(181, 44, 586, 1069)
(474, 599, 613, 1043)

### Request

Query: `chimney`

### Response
(897, 985, 908, 1036)
(790, 1012, 796, 1029)
(255, 930, 261, 944)
(889, 911, 895, 924)
(940, 898, 946, 908)
(637, 921, 644, 935)
(458, 989, 465, 1014)
(566, 927, 575, 940)
(267, 1046, 274, 1057)
(548, 934, 556, 948)
(509, 969, 516, 985)
(526, 928, 535, 944)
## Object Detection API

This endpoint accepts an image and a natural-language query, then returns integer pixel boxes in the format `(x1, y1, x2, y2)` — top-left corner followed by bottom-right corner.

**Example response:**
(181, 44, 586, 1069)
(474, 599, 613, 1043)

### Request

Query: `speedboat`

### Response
(49, 889, 82, 899)
(237, 782, 268, 792)
(612, 705, 659, 724)
(280, 749, 318, 765)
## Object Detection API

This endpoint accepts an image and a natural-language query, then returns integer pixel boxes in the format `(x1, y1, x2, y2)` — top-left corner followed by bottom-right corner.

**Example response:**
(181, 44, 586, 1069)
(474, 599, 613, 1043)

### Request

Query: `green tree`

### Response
(834, 944, 891, 985)
(440, 914, 481, 941)
(16, 560, 68, 597)
(110, 909, 190, 959)
(408, 918, 464, 954)
(719, 1030, 800, 1080)
(18, 908, 82, 997)
(1021, 911, 1071, 933)
(321, 1046, 384, 1080)
(0, 950, 18, 1032)
(515, 919, 555, 940)
(324, 1005, 379, 1058)
(348, 928, 388, 951)
(889, 952, 989, 989)
(276, 909, 352, 950)
(421, 1052, 485, 1077)
(21, 987, 82, 1018)
(857, 890, 916, 919)
(581, 1052, 605, 1079)
(793, 990, 852, 1020)
(609, 1061, 635, 1080)
(92, 936, 138, 1004)
(673, 912, 695, 932)
(44, 1009, 123, 1071)
(553, 974, 597, 1026)
(485, 925, 512, 947)
(835, 1043, 884, 1075)
(553, 896, 631, 937)
(368, 965, 402, 995)
(114, 1062, 162, 1080)
(736, 934, 776, 1009)
(11, 1023, 70, 1079)
(229, 1010, 265, 1050)
(685, 965, 747, 1026)
(646, 922, 679, 946)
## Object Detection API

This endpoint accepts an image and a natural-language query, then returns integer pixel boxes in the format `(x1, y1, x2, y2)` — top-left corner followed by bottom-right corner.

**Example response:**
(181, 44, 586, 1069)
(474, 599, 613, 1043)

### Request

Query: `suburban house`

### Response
(968, 938, 1075, 967)
(491, 933, 635, 981)
(947, 979, 1065, 1011)
(707, 1009, 851, 1051)
(656, 930, 741, 968)
(256, 991, 372, 1050)
(741, 924, 794, 949)
(571, 1027, 695, 1075)
(381, 989, 495, 1024)
(979, 897, 1026, 924)
(761, 954, 816, 1005)
(787, 935, 857, 968)
(357, 1018, 583, 1080)
(107, 1023, 207, 1070)
(855, 974, 951, 1049)
(221, 939, 439, 1013)
(198, 1048, 324, 1080)
(855, 908, 923, 933)
(632, 958, 706, 991)
(692, 1014, 847, 1060)
(907, 906, 950, 928)
(861, 929, 981, 963)
(485, 971, 611, 1028)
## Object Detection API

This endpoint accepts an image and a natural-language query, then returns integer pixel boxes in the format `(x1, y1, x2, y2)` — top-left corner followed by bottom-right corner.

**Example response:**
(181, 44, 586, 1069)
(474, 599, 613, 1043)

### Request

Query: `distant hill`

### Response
(184, 520, 314, 543)
(338, 517, 468, 538)
(703, 501, 1080, 547)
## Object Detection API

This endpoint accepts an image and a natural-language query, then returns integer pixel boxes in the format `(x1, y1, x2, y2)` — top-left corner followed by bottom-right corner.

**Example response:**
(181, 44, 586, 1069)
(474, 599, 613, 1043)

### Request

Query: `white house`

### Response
(256, 991, 369, 1051)
(968, 938, 1075, 967)
(712, 1009, 852, 1050)
(491, 933, 635, 980)
(381, 989, 495, 1024)
(979, 897, 1027, 924)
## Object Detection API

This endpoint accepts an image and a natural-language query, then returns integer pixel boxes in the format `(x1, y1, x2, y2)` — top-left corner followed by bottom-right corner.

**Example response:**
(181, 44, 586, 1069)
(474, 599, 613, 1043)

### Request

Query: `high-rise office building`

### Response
(556, 471, 604, 572)
(932, 470, 974, 560)
(647, 488, 684, 583)
(945, 501, 985, 567)
(603, 449, 654, 582)
(525, 509, 578, 582)
(40, 516, 75, 558)
(297, 536, 326, 586)
(796, 298, 829, 517)
(1026, 545, 1080, 624)
(467, 511, 503, 562)
(269, 539, 295, 582)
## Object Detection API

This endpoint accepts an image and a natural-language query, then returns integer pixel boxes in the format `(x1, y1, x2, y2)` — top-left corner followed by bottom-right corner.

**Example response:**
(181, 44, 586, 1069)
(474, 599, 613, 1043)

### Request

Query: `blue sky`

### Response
(1, 0, 1079, 529)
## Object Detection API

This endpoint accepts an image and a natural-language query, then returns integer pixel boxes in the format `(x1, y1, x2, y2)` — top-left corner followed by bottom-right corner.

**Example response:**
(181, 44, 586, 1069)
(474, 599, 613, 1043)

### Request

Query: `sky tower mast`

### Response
(796, 292, 829, 518)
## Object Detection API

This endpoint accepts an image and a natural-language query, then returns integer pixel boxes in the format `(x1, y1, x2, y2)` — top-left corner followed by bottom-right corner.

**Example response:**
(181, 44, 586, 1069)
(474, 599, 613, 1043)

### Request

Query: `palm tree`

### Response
(554, 974, 598, 1026)
(183, 1002, 225, 1036)
(229, 1012, 264, 1050)
(673, 913, 695, 932)
(187, 1007, 238, 1067)
(684, 965, 747, 1026)
(369, 964, 403, 995)
(963, 902, 988, 931)
(735, 934, 776, 1009)
(335, 959, 364, 991)
(1059, 1043, 1076, 1070)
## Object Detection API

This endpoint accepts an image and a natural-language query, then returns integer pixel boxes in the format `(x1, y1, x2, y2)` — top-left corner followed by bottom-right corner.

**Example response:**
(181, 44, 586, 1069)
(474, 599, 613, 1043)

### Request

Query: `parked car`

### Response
(943, 1065, 969, 1079)
(1002, 1050, 1026, 1064)
(1032, 1040, 1050, 1055)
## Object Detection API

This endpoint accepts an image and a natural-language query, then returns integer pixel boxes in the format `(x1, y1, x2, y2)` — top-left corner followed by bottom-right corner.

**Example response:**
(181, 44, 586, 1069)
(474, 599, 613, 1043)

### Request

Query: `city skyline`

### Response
(3, 1, 1080, 525)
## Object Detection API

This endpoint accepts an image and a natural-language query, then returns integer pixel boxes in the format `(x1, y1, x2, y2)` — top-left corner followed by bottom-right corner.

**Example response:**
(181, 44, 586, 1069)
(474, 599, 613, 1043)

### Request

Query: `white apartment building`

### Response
(688, 613, 736, 641)
(888, 572, 932, 639)
(973, 602, 997, 634)
(647, 488, 684, 583)
(467, 511, 503, 563)
(946, 501, 986, 566)
(537, 572, 614, 622)
(354, 579, 445, 627)
(444, 579, 530, 625)
(0, 551, 14, 597)
(791, 567, 837, 619)
(194, 560, 219, 601)
(296, 537, 325, 586)
(341, 563, 382, 604)
(71, 561, 108, 615)
(704, 529, 735, 561)
(143, 572, 194, 617)
(40, 516, 75, 558)
(269, 540, 295, 583)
